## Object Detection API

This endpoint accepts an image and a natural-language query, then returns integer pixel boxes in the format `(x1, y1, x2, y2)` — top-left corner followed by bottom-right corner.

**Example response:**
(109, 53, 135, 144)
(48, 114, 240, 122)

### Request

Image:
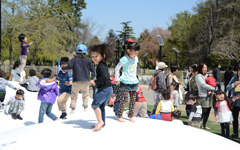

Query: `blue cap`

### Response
(76, 44, 88, 54)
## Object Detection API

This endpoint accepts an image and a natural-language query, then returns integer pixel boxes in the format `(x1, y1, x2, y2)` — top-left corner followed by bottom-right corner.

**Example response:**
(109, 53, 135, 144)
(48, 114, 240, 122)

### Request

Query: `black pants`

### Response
(220, 123, 230, 138)
(185, 104, 192, 117)
(202, 107, 211, 128)
(232, 106, 240, 136)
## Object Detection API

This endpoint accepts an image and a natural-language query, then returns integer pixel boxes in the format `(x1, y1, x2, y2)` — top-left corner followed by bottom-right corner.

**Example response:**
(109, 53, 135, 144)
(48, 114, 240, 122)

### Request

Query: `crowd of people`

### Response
(0, 33, 240, 136)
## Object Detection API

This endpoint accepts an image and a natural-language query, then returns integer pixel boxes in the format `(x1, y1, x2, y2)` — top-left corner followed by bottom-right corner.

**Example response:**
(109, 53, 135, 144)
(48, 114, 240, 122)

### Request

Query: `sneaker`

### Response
(84, 107, 88, 112)
(60, 112, 67, 119)
(16, 114, 23, 120)
(70, 109, 75, 114)
(12, 113, 17, 119)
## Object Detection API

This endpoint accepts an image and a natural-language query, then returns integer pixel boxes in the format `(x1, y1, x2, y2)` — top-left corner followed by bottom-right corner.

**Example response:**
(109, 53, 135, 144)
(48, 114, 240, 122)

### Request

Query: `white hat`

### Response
(158, 62, 168, 69)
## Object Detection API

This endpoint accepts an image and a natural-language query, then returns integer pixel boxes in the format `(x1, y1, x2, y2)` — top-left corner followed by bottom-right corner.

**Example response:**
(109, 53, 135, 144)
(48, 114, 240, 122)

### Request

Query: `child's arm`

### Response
(114, 61, 123, 84)
(45, 77, 57, 83)
(20, 78, 29, 85)
(9, 74, 13, 81)
(5, 80, 17, 90)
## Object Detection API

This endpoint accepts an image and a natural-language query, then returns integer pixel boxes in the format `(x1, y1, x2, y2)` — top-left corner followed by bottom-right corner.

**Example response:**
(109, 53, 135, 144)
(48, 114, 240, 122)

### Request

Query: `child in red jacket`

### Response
(205, 73, 217, 96)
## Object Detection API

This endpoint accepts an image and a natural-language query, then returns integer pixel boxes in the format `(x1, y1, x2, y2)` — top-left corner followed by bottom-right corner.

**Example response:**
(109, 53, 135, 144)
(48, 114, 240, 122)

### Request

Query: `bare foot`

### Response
(117, 117, 126, 122)
(129, 118, 135, 122)
(93, 122, 104, 131)
(91, 125, 104, 129)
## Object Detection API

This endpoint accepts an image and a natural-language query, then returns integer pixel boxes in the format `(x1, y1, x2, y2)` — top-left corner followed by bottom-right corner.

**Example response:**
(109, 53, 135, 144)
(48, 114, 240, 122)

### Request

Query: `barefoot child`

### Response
(89, 43, 113, 131)
(36, 68, 59, 123)
(115, 39, 140, 122)
(17, 34, 33, 76)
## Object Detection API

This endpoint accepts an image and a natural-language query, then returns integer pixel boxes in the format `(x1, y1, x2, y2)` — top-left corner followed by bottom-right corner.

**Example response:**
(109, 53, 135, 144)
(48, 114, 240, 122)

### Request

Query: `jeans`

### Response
(92, 84, 97, 99)
(216, 82, 222, 90)
(38, 103, 58, 123)
(224, 85, 232, 98)
(185, 104, 192, 117)
(220, 123, 230, 138)
(91, 86, 113, 126)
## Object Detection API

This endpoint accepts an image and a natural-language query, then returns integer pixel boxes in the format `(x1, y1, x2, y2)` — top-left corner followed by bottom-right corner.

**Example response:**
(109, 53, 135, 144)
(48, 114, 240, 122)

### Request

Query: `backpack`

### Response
(148, 72, 162, 91)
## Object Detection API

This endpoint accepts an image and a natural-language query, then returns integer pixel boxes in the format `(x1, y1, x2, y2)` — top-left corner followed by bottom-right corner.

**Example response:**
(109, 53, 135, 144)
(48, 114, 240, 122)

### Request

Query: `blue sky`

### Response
(82, 0, 200, 41)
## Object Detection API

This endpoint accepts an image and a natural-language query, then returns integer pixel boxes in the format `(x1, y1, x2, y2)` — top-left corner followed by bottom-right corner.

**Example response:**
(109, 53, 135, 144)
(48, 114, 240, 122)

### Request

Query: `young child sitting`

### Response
(170, 81, 179, 109)
(133, 85, 148, 118)
(213, 90, 233, 138)
(36, 68, 59, 123)
(5, 89, 25, 120)
(155, 89, 174, 121)
(188, 92, 202, 128)
(0, 71, 18, 109)
(20, 69, 39, 92)
(171, 110, 184, 125)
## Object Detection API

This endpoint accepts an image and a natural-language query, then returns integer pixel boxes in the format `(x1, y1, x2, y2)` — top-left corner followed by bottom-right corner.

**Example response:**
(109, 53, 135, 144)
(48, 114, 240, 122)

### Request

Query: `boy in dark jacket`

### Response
(62, 44, 95, 113)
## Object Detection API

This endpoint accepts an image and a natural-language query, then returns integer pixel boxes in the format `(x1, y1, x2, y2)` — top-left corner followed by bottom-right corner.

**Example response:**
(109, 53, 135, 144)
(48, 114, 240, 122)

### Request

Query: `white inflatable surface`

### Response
(0, 82, 239, 150)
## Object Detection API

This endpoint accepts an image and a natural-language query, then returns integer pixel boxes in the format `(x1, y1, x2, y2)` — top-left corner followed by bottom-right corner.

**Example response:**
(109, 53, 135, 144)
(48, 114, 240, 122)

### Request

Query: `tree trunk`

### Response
(9, 37, 13, 73)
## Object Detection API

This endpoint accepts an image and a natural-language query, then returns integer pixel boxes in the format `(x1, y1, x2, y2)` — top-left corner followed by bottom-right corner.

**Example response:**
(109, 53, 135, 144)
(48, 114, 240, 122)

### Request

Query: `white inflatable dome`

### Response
(0, 82, 239, 150)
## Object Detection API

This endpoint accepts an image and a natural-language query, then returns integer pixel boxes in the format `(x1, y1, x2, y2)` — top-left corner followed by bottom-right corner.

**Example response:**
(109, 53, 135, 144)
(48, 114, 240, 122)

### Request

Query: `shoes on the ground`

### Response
(70, 109, 75, 114)
(231, 134, 238, 138)
(60, 112, 67, 119)
(12, 113, 17, 119)
(203, 126, 211, 130)
(16, 114, 23, 120)
(84, 107, 87, 112)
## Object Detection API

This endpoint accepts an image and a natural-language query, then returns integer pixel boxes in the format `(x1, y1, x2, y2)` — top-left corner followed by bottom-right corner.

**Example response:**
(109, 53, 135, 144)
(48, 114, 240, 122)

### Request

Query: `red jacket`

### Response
(136, 86, 146, 102)
(205, 77, 217, 88)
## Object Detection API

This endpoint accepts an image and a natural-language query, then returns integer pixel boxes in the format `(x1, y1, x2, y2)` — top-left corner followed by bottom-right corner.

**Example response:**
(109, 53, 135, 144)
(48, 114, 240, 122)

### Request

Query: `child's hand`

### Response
(135, 102, 139, 106)
(90, 80, 95, 85)
(115, 81, 120, 85)
(29, 42, 33, 45)
(215, 116, 219, 120)
(17, 80, 21, 84)
(65, 81, 72, 86)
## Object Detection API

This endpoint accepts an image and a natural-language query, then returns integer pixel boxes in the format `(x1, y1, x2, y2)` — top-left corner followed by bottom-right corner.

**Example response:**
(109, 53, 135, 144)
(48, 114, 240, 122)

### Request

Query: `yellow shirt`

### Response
(155, 100, 174, 114)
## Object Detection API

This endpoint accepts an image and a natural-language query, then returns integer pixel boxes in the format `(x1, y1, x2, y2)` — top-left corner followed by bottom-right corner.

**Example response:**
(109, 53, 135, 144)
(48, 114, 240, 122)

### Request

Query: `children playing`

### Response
(18, 33, 33, 76)
(133, 85, 148, 118)
(46, 57, 73, 119)
(9, 61, 26, 82)
(36, 68, 59, 123)
(213, 90, 233, 138)
(115, 39, 140, 122)
(89, 43, 113, 131)
(6, 89, 25, 120)
(155, 89, 174, 121)
(0, 71, 18, 109)
(20, 69, 39, 92)
(188, 92, 202, 128)
(62, 44, 95, 113)
(171, 110, 184, 125)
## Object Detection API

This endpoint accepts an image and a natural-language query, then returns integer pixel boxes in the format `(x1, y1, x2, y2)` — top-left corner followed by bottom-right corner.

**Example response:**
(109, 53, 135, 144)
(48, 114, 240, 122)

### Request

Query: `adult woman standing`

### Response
(195, 63, 215, 129)
(166, 65, 181, 89)
(226, 66, 240, 138)
(185, 63, 198, 116)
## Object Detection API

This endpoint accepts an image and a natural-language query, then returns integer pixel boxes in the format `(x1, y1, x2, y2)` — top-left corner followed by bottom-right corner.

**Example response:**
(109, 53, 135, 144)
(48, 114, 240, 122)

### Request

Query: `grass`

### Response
(124, 102, 240, 144)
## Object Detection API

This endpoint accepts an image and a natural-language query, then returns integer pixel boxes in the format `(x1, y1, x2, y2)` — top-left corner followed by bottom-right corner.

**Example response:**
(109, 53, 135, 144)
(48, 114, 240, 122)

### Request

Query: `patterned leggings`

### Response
(117, 90, 136, 118)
